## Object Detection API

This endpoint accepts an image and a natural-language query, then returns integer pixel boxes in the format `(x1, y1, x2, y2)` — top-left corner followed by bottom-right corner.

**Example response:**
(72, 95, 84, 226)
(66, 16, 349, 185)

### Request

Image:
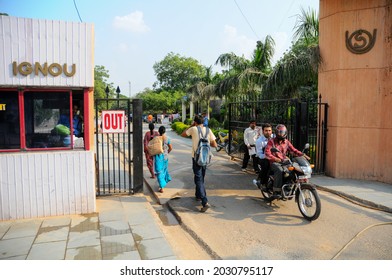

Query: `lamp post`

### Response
(128, 81, 131, 98)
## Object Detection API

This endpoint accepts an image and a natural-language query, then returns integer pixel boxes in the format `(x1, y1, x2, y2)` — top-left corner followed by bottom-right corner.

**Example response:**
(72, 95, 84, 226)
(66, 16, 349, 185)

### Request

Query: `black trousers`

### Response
(256, 158, 270, 184)
(270, 162, 285, 191)
(242, 146, 258, 171)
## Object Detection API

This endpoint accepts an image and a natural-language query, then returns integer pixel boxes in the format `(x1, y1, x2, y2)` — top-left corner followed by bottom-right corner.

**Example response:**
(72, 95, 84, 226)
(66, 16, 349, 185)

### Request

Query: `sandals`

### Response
(158, 188, 163, 193)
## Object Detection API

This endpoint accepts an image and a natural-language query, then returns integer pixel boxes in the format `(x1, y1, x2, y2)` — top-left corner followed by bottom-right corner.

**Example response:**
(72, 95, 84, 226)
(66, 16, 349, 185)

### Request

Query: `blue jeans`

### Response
(192, 158, 208, 206)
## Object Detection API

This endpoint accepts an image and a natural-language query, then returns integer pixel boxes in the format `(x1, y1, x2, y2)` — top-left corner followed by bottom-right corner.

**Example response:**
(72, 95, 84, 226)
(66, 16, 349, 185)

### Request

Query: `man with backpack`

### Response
(181, 115, 217, 212)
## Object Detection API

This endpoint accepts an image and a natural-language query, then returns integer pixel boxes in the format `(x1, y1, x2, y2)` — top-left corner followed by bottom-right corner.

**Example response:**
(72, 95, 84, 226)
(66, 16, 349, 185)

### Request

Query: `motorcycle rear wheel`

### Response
(215, 139, 222, 152)
(225, 141, 239, 155)
(296, 183, 321, 221)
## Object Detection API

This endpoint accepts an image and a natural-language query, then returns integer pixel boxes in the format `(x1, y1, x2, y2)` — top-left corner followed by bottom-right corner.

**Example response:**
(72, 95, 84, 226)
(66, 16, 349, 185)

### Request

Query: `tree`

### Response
(136, 88, 183, 113)
(94, 65, 115, 99)
(153, 52, 205, 92)
(263, 7, 320, 100)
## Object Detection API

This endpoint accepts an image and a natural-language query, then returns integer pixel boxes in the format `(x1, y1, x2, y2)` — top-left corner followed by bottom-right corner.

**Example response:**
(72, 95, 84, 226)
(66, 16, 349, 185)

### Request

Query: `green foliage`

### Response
(208, 117, 220, 129)
(263, 8, 320, 100)
(184, 118, 193, 125)
(153, 52, 205, 92)
(171, 122, 189, 134)
(94, 65, 117, 111)
(136, 88, 184, 113)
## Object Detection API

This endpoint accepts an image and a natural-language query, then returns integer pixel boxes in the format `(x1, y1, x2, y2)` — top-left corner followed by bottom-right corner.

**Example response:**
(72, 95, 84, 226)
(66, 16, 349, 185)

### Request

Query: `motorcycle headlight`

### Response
(300, 165, 312, 175)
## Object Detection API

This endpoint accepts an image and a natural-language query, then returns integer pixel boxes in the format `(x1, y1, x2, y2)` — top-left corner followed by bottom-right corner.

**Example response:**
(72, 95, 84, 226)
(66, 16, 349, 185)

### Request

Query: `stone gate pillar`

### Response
(319, 0, 392, 183)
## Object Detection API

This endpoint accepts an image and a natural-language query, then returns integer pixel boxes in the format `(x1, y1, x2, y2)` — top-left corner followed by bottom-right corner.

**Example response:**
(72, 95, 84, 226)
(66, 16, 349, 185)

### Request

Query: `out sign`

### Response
(101, 110, 126, 133)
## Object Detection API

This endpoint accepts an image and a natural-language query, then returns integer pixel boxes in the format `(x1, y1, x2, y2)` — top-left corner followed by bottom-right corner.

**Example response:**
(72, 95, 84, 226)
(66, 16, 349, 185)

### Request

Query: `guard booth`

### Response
(0, 16, 96, 220)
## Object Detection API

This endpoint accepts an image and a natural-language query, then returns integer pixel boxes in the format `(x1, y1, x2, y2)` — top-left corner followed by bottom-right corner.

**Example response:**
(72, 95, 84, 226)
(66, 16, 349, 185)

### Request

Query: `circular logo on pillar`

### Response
(345, 29, 377, 54)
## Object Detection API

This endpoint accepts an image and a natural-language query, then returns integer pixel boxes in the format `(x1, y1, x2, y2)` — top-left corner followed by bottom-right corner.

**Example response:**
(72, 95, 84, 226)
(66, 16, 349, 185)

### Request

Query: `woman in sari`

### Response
(154, 126, 172, 193)
(143, 123, 159, 178)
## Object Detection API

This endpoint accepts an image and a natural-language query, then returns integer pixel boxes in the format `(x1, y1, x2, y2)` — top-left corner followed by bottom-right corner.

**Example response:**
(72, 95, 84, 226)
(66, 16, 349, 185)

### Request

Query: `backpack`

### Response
(195, 126, 211, 166)
(147, 136, 164, 156)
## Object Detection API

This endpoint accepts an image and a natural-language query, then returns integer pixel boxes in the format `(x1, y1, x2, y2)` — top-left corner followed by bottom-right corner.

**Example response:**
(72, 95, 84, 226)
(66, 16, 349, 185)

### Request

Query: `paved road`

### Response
(145, 126, 392, 260)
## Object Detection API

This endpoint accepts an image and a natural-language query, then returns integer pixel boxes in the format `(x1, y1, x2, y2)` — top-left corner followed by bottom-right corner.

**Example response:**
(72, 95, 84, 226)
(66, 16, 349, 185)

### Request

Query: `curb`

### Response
(143, 176, 221, 260)
(316, 185, 392, 214)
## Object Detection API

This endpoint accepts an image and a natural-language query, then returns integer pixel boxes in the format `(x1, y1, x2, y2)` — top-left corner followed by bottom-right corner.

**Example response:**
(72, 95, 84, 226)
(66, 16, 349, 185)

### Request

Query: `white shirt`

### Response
(243, 127, 259, 147)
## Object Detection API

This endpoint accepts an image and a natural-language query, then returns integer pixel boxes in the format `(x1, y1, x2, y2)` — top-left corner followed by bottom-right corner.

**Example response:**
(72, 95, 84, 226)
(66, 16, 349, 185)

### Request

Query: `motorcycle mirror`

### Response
(304, 143, 310, 150)
(271, 147, 279, 153)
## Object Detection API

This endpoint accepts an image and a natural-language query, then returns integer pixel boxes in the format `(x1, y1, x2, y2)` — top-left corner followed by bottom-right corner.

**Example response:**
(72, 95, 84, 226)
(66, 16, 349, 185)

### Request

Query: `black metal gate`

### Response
(228, 96, 328, 174)
(94, 98, 143, 195)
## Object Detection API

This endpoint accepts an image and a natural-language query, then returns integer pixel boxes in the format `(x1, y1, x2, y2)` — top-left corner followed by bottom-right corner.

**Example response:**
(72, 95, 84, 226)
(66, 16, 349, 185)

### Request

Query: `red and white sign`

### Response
(101, 110, 126, 133)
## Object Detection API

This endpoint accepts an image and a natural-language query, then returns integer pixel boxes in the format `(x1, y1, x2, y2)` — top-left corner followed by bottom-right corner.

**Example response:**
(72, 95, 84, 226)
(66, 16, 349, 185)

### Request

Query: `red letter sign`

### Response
(101, 110, 126, 133)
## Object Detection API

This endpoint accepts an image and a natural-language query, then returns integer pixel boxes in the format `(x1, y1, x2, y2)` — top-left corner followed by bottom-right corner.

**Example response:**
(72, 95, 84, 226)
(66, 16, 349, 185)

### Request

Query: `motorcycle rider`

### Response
(265, 124, 310, 197)
(253, 123, 273, 190)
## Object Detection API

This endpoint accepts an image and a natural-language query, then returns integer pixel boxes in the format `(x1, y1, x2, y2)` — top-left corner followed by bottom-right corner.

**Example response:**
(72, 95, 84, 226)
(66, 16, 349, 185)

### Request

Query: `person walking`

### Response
(241, 120, 260, 172)
(154, 126, 172, 193)
(202, 112, 209, 127)
(181, 115, 217, 212)
(143, 123, 159, 178)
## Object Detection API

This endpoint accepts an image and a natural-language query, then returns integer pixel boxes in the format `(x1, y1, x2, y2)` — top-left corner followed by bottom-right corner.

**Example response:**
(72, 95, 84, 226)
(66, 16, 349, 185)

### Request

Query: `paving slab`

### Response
(27, 240, 66, 260)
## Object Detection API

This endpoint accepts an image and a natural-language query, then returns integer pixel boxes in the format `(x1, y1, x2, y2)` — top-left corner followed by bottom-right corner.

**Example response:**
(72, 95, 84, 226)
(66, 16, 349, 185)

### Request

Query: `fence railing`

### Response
(228, 97, 328, 174)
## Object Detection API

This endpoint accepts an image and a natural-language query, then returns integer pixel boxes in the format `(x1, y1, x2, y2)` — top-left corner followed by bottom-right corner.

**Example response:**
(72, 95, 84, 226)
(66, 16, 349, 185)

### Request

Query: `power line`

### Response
(233, 0, 259, 39)
(73, 0, 83, 22)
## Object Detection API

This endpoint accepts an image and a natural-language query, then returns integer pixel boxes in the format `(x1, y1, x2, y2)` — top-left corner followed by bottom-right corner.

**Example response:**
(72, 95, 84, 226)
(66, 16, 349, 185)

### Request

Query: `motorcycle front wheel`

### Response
(296, 183, 321, 221)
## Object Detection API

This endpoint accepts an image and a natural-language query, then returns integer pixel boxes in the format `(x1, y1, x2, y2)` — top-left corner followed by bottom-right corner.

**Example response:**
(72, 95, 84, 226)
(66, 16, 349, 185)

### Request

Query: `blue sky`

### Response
(1, 0, 319, 96)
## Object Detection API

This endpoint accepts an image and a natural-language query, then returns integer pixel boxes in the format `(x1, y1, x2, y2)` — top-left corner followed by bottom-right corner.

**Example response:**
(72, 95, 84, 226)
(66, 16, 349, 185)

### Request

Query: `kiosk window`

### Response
(0, 91, 20, 149)
(0, 89, 84, 151)
(24, 92, 71, 148)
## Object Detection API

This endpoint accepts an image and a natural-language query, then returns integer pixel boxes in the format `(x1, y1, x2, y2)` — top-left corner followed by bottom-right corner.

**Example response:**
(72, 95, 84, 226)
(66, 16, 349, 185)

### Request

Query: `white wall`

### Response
(0, 151, 96, 220)
(0, 16, 94, 87)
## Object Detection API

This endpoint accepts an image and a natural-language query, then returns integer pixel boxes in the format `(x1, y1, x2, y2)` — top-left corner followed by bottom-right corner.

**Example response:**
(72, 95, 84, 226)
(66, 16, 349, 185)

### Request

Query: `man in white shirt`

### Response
(253, 123, 273, 189)
(241, 120, 260, 172)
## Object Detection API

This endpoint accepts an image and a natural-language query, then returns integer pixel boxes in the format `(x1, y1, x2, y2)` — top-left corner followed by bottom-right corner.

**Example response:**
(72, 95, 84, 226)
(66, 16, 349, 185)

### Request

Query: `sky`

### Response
(1, 0, 319, 96)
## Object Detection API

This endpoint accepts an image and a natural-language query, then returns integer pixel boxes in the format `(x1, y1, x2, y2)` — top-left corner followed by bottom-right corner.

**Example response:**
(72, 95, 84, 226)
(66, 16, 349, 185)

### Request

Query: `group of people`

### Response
(143, 114, 309, 212)
(242, 120, 310, 197)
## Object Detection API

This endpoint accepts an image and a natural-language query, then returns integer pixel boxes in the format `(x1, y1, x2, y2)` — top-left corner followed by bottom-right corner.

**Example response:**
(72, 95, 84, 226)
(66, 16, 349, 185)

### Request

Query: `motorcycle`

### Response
(215, 130, 239, 155)
(260, 144, 321, 221)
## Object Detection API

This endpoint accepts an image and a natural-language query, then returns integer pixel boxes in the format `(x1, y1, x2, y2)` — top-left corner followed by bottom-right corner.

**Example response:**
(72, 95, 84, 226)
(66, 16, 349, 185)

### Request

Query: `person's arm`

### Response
(243, 128, 250, 147)
(287, 141, 305, 157)
(255, 137, 263, 158)
(208, 130, 217, 148)
(167, 143, 173, 153)
(181, 122, 195, 137)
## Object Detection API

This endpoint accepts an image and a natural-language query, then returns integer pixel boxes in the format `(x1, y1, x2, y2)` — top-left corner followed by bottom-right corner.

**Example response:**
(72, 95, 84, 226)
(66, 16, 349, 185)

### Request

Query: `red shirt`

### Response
(265, 138, 303, 163)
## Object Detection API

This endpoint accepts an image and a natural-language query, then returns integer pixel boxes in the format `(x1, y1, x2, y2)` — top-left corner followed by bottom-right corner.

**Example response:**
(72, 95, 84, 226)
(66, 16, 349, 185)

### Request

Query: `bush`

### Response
(171, 122, 189, 134)
(208, 117, 220, 129)
(184, 118, 193, 125)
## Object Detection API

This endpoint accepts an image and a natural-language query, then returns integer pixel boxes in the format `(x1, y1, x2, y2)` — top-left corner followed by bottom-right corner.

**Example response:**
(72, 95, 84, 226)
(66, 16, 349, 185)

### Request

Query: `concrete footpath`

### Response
(0, 194, 176, 260)
(1, 125, 391, 260)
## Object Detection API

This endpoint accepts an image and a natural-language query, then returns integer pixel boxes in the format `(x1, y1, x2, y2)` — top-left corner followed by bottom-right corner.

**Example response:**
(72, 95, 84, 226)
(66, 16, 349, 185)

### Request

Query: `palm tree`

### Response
(215, 35, 275, 100)
(263, 7, 320, 100)
(186, 66, 217, 117)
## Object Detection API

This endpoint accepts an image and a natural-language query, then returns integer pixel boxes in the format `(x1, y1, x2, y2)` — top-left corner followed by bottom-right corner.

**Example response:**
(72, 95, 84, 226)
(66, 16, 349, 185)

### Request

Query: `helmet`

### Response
(275, 124, 287, 140)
